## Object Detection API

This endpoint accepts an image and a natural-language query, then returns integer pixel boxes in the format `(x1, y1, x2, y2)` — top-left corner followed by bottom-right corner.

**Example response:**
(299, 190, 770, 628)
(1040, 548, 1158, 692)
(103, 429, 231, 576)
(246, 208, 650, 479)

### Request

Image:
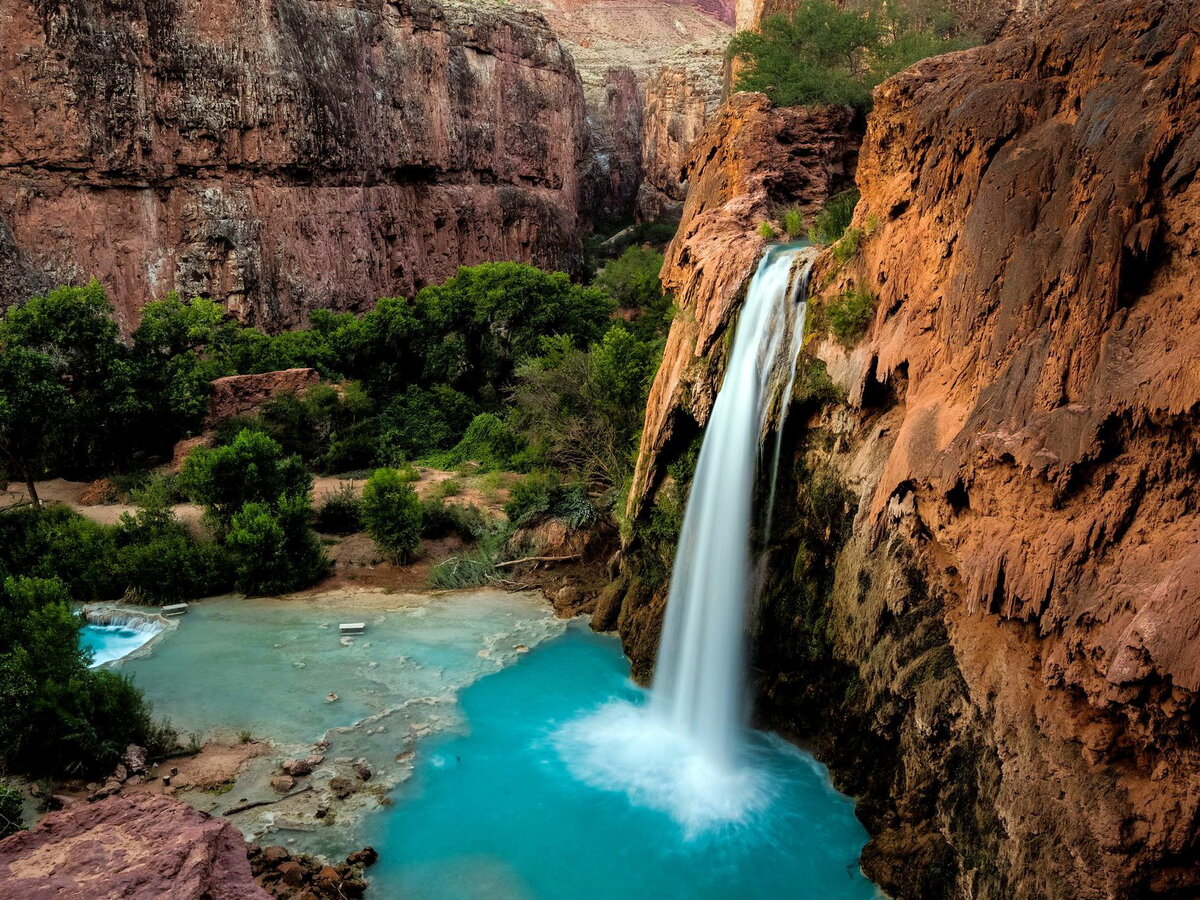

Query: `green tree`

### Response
(729, 0, 975, 110)
(179, 429, 312, 532)
(417, 263, 614, 404)
(0, 347, 69, 507)
(593, 246, 664, 309)
(0, 281, 138, 474)
(224, 497, 328, 595)
(510, 325, 658, 488)
(361, 468, 423, 564)
(130, 295, 228, 449)
(0, 576, 159, 776)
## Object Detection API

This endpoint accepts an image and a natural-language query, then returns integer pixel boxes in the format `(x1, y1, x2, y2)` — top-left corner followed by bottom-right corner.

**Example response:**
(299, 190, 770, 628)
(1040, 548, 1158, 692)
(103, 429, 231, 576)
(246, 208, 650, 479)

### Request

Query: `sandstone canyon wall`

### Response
(0, 0, 588, 331)
(611, 0, 1200, 897)
(512, 0, 732, 224)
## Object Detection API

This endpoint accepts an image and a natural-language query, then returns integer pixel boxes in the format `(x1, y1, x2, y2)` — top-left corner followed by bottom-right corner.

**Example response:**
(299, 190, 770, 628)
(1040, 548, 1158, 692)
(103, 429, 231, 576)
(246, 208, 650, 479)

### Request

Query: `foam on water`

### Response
(561, 245, 815, 832)
(366, 623, 881, 900)
(555, 700, 772, 837)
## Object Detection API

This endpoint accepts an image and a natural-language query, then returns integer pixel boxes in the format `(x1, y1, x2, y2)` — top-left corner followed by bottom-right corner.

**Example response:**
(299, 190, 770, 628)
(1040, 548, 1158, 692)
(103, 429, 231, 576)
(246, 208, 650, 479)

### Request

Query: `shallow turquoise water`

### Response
(81, 623, 160, 667)
(365, 622, 879, 900)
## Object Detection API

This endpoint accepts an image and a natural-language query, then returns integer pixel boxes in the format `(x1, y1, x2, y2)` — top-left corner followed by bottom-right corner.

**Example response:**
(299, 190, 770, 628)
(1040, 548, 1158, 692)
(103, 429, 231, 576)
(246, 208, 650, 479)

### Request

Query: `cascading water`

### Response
(558, 245, 815, 834)
(652, 245, 812, 768)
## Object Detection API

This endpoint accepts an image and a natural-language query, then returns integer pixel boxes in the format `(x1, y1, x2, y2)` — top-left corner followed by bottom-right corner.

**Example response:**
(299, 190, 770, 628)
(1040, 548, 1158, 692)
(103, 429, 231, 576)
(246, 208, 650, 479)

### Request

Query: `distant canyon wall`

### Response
(612, 0, 1200, 897)
(0, 0, 588, 331)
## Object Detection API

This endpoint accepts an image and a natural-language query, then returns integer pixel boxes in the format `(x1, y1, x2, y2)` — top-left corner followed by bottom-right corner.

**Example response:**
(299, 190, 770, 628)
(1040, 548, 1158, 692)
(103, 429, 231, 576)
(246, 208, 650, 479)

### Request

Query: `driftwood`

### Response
(493, 554, 580, 569)
(224, 785, 313, 816)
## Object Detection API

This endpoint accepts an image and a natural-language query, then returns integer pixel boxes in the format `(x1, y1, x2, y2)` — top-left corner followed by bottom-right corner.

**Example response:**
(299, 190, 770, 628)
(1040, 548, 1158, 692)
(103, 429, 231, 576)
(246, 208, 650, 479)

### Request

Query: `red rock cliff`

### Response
(0, 0, 587, 331)
(614, 1, 1200, 897)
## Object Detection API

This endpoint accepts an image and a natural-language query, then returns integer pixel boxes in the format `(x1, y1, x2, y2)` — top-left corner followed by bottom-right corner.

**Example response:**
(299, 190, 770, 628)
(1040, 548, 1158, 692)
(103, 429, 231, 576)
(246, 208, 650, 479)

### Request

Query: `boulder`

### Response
(270, 775, 297, 794)
(281, 758, 313, 777)
(0, 794, 270, 899)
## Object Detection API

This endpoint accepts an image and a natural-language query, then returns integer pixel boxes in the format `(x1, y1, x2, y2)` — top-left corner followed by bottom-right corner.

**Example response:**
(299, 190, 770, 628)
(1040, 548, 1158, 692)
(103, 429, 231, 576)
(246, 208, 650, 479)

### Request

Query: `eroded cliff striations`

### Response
(614, 0, 1200, 897)
(636, 39, 727, 221)
(511, 0, 731, 222)
(0, 0, 587, 331)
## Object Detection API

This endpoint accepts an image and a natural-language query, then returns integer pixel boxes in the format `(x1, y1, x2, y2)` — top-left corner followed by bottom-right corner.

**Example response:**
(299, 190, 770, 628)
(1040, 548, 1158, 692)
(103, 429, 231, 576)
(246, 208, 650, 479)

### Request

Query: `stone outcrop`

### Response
(205, 368, 321, 426)
(612, 0, 1200, 897)
(625, 92, 859, 526)
(0, 0, 587, 332)
(0, 793, 271, 899)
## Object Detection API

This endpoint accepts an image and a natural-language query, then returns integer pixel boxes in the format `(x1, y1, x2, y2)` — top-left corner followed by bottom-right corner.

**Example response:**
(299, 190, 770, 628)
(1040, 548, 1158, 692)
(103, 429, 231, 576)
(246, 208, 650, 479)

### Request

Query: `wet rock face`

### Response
(617, 0, 1200, 897)
(0, 0, 586, 331)
(625, 93, 859, 527)
(0, 793, 271, 899)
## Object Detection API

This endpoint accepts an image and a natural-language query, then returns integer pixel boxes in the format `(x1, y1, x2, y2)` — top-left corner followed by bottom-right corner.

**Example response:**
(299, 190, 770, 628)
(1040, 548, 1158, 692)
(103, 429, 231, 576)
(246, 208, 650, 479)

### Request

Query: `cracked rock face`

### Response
(0, 0, 587, 331)
(0, 793, 271, 899)
(616, 0, 1200, 897)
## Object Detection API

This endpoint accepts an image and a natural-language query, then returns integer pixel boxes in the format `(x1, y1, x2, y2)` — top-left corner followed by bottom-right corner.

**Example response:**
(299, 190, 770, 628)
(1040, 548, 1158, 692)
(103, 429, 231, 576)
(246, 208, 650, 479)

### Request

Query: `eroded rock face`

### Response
(206, 368, 321, 427)
(636, 39, 728, 221)
(626, 92, 859, 525)
(0, 0, 586, 331)
(0, 793, 270, 899)
(512, 0, 731, 222)
(615, 1, 1200, 897)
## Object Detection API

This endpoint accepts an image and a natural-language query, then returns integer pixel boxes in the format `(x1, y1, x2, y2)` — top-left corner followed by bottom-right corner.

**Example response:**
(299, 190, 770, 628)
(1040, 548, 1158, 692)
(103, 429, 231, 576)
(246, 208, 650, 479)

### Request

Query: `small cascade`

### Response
(79, 604, 172, 667)
(558, 244, 816, 833)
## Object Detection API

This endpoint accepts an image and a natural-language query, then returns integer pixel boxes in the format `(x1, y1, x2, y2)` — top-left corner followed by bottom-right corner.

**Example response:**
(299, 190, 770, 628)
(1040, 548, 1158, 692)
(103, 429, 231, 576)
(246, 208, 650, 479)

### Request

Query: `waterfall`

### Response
(557, 245, 814, 834)
(650, 245, 813, 770)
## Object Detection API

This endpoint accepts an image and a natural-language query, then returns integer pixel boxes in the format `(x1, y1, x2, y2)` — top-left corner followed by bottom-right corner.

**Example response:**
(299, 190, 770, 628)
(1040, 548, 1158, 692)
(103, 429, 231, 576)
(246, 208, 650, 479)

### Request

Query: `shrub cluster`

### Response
(729, 0, 978, 111)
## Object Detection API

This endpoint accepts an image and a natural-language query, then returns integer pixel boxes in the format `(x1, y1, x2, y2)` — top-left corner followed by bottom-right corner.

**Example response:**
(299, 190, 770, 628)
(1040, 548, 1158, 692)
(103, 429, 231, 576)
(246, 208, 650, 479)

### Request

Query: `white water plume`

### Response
(559, 245, 814, 831)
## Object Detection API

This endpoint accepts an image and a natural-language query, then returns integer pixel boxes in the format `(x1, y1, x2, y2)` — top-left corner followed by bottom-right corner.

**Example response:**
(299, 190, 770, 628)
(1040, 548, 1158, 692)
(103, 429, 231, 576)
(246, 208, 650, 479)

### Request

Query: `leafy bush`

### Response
(361, 468, 424, 564)
(832, 227, 864, 264)
(504, 474, 598, 530)
(314, 483, 363, 535)
(225, 496, 328, 595)
(440, 413, 528, 471)
(729, 0, 976, 110)
(509, 325, 657, 489)
(0, 506, 118, 600)
(377, 385, 477, 463)
(758, 221, 777, 240)
(593, 246, 665, 309)
(179, 429, 312, 532)
(827, 289, 877, 345)
(417, 262, 614, 404)
(808, 189, 860, 246)
(0, 783, 22, 838)
(420, 498, 493, 542)
(781, 207, 805, 239)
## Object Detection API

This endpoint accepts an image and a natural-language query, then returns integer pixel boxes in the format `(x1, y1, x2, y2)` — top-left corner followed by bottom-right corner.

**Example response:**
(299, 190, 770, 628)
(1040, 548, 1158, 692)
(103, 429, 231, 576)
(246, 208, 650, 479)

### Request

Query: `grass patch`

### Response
(827, 288, 876, 345)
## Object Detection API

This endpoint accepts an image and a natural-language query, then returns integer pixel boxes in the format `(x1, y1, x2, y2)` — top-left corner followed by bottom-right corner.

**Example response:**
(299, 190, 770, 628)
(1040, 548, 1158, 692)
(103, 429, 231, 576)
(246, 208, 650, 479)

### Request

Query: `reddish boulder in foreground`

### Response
(0, 793, 270, 900)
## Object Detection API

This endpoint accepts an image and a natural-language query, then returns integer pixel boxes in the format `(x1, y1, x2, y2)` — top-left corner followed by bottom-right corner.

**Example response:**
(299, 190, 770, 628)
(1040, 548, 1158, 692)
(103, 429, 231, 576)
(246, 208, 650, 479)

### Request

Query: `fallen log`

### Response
(493, 554, 580, 569)
(224, 785, 313, 816)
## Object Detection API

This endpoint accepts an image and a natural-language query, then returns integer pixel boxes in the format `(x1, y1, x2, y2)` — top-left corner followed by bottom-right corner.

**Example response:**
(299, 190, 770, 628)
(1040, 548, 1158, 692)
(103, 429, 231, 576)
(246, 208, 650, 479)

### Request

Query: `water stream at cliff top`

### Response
(557, 245, 815, 832)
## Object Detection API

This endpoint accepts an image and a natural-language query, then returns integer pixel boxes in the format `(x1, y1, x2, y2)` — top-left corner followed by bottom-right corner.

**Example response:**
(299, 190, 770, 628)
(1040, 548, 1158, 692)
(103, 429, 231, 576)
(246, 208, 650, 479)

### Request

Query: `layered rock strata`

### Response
(0, 0, 587, 331)
(636, 39, 728, 221)
(612, 0, 1200, 897)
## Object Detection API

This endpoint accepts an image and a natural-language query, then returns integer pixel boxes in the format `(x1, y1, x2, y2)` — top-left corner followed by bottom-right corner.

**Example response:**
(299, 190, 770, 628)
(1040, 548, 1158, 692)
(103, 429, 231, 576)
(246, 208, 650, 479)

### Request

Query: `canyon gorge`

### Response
(2, 0, 1198, 898)
(0, 0, 732, 331)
